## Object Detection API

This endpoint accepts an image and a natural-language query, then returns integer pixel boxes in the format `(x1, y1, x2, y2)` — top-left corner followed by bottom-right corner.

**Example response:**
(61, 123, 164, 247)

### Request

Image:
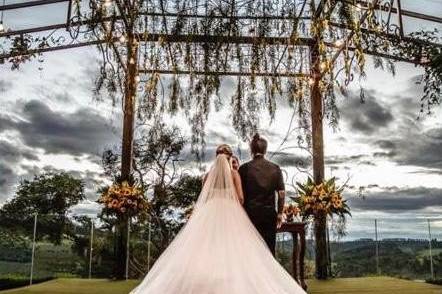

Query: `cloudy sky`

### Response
(1, 0, 442, 240)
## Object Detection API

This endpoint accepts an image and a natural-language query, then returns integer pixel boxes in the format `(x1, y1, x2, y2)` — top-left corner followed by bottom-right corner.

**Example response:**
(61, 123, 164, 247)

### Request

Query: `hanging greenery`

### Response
(1, 0, 440, 150)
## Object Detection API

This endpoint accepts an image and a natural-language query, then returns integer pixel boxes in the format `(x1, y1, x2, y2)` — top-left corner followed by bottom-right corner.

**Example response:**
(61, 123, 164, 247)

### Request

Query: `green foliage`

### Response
(0, 228, 31, 263)
(329, 240, 442, 280)
(0, 172, 85, 244)
(100, 123, 202, 275)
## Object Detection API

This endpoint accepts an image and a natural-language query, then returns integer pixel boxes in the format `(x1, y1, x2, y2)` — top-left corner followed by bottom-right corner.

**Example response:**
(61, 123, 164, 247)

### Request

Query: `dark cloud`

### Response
(325, 154, 366, 165)
(0, 139, 39, 198)
(0, 140, 38, 162)
(340, 91, 394, 135)
(348, 186, 442, 212)
(0, 80, 12, 92)
(0, 164, 16, 197)
(0, 100, 119, 157)
(373, 128, 442, 169)
(271, 152, 310, 168)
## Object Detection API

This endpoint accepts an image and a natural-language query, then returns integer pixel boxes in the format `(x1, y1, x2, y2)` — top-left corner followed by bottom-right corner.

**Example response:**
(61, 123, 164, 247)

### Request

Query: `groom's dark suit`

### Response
(239, 155, 284, 256)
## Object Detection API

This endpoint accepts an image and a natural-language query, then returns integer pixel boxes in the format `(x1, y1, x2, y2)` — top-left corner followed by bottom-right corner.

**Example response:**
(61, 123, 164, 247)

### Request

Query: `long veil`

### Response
(130, 154, 306, 294)
(194, 154, 239, 208)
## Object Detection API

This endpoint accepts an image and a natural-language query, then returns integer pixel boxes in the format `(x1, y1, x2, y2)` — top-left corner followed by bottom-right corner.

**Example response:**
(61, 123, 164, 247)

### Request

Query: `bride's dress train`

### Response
(131, 155, 306, 294)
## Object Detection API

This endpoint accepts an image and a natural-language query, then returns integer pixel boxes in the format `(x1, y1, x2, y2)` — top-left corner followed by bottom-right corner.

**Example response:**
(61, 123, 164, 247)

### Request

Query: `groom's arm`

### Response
(276, 167, 285, 228)
(277, 190, 285, 215)
(276, 167, 285, 214)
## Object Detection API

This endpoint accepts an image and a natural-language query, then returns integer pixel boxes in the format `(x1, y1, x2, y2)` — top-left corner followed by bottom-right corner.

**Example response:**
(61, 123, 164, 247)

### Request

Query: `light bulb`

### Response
(308, 78, 315, 86)
(320, 62, 328, 71)
(334, 39, 344, 47)
(119, 35, 126, 43)
(129, 58, 135, 64)
(135, 75, 140, 82)
(0, 22, 5, 33)
(104, 0, 112, 7)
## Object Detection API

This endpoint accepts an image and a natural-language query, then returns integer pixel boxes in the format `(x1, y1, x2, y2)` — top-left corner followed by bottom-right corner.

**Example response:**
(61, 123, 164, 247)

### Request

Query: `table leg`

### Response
(299, 229, 307, 290)
(292, 232, 299, 283)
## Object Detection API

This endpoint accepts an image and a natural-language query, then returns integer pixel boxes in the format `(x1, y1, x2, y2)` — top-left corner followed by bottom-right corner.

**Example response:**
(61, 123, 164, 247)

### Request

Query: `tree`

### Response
(0, 172, 85, 244)
(100, 122, 202, 277)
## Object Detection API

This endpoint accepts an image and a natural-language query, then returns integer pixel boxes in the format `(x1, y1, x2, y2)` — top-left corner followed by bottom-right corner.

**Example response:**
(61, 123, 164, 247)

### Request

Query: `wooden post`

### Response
(310, 38, 328, 280)
(121, 33, 138, 181)
(114, 30, 139, 280)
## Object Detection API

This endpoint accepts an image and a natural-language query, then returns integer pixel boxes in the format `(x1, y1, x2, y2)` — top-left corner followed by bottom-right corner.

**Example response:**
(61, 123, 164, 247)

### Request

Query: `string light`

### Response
(334, 39, 344, 47)
(320, 61, 328, 71)
(103, 0, 112, 7)
(119, 35, 126, 43)
(308, 77, 315, 86)
(135, 75, 140, 82)
(129, 57, 135, 64)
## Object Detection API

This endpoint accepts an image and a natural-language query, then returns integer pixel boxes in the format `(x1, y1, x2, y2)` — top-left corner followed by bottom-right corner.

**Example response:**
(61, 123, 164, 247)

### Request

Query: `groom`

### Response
(239, 133, 285, 256)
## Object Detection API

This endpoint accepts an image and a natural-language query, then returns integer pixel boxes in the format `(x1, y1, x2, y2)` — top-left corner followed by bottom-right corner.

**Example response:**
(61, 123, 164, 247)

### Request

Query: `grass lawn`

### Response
(1, 277, 441, 294)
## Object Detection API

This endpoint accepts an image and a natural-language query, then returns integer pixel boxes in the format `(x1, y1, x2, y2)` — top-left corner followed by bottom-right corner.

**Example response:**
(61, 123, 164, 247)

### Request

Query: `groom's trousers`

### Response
(247, 209, 277, 256)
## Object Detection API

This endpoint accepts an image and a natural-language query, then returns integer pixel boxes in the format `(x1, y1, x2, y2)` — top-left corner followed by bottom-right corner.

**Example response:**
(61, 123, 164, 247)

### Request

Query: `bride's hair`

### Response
(250, 133, 267, 155)
(216, 144, 233, 157)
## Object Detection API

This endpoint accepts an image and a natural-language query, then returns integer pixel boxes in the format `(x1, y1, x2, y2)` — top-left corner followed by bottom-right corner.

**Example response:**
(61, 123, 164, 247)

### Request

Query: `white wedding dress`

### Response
(131, 154, 306, 294)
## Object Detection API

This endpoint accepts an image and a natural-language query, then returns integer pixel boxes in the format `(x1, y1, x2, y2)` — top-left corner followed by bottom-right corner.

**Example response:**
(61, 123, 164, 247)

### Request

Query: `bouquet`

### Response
(98, 181, 148, 217)
(282, 203, 301, 223)
(295, 177, 350, 220)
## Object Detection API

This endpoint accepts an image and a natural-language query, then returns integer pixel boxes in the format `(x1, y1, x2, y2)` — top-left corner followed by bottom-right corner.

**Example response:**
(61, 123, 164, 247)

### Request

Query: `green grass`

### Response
(418, 248, 442, 257)
(1, 277, 442, 294)
(308, 277, 442, 294)
(0, 279, 139, 294)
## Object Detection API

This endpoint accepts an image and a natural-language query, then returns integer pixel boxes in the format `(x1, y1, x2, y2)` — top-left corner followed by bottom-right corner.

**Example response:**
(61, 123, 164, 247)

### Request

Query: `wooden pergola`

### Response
(1, 0, 441, 281)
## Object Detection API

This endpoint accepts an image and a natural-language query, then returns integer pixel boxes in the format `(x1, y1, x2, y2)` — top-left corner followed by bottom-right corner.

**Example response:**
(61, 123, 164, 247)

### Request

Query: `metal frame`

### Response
(1, 0, 441, 281)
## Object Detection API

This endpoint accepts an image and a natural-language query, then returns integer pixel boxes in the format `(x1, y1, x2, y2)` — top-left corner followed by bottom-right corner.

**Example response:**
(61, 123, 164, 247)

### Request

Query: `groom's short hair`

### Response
(250, 133, 267, 155)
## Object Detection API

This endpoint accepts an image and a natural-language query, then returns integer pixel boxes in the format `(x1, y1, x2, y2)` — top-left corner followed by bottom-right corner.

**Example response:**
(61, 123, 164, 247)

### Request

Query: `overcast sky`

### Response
(1, 0, 442, 240)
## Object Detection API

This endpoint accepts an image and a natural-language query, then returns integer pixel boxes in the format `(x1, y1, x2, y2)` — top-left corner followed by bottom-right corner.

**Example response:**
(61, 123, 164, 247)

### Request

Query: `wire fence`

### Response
(1, 215, 440, 285)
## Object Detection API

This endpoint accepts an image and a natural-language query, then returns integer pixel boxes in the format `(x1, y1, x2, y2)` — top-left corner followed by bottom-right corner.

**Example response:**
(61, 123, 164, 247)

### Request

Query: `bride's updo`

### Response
(216, 144, 233, 158)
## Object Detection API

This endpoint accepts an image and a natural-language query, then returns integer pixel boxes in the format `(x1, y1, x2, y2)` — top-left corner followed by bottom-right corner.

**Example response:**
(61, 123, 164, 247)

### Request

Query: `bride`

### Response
(130, 144, 306, 294)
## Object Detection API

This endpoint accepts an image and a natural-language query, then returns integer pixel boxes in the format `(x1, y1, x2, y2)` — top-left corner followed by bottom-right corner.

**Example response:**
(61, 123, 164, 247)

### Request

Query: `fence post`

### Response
(427, 219, 435, 280)
(375, 219, 380, 275)
(88, 218, 94, 279)
(125, 217, 130, 280)
(30, 213, 37, 286)
(147, 219, 151, 271)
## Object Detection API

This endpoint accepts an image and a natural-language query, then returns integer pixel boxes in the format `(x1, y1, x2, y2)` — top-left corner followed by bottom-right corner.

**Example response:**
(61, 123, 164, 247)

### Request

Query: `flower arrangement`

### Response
(282, 203, 301, 223)
(98, 181, 148, 217)
(294, 177, 350, 220)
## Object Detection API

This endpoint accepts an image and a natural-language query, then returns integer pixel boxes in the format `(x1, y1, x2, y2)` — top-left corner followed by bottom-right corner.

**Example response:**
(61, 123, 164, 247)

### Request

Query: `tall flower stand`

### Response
(277, 222, 307, 290)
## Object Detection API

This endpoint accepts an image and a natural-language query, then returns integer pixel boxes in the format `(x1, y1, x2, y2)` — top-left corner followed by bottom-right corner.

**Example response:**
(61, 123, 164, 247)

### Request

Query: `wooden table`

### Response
(277, 222, 307, 290)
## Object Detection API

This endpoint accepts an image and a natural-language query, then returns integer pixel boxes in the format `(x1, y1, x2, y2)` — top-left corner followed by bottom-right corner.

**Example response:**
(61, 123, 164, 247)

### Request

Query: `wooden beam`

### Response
(314, 0, 328, 19)
(0, 36, 425, 65)
(139, 69, 308, 77)
(402, 9, 442, 24)
(0, 0, 69, 11)
(139, 12, 310, 21)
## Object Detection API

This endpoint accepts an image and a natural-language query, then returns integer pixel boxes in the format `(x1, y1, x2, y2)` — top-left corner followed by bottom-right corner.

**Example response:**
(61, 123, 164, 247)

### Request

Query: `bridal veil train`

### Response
(131, 154, 306, 294)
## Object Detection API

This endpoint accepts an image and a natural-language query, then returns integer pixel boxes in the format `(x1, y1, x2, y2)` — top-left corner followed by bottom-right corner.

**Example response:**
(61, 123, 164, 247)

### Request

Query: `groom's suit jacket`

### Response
(239, 155, 284, 255)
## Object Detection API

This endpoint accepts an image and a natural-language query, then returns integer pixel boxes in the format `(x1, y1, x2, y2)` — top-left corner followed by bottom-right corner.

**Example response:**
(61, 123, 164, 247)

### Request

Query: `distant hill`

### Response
(276, 238, 442, 280)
